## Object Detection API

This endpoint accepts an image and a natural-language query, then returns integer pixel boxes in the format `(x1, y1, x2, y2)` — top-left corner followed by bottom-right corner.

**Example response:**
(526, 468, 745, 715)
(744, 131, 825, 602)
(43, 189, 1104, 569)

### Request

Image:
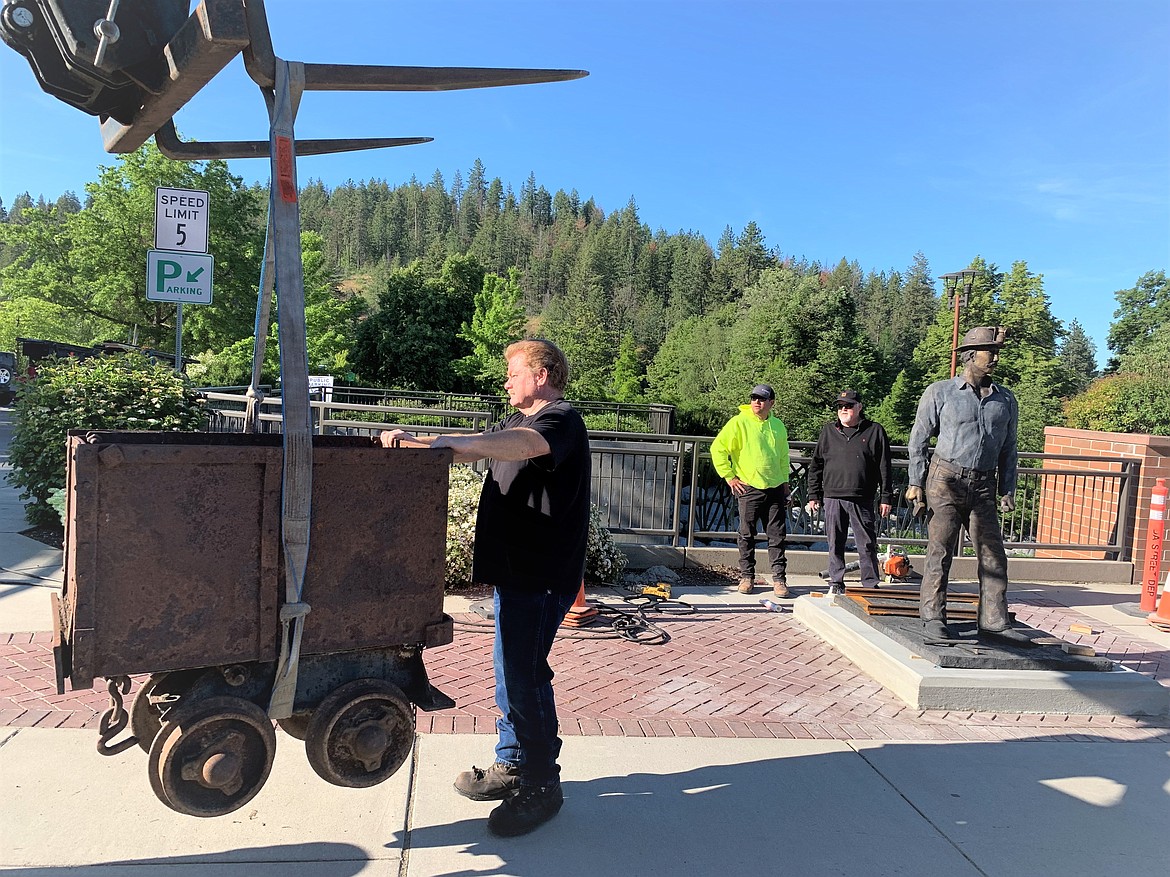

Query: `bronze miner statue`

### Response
(905, 326, 1036, 647)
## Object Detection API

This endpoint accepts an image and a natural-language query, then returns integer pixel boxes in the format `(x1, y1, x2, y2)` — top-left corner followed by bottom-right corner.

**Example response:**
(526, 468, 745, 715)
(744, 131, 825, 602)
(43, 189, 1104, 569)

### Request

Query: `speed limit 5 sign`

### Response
(155, 187, 210, 253)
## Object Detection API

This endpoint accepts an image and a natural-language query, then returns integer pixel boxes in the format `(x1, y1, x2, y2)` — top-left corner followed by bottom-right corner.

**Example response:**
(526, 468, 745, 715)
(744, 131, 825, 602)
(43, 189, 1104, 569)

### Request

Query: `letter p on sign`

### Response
(156, 258, 181, 289)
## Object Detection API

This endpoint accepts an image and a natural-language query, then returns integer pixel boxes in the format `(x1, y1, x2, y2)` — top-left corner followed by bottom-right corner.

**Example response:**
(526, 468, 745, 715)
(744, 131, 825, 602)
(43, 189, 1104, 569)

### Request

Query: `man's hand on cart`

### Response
(379, 429, 432, 449)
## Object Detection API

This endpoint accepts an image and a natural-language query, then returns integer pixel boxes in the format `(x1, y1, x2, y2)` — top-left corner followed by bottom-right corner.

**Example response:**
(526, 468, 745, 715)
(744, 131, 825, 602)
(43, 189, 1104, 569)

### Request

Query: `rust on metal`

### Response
(60, 432, 452, 690)
(842, 586, 981, 620)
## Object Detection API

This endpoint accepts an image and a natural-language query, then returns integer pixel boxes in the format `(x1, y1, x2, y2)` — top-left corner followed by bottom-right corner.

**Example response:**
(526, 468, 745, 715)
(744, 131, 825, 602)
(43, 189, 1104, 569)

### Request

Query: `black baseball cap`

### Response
(834, 389, 862, 407)
(750, 384, 775, 400)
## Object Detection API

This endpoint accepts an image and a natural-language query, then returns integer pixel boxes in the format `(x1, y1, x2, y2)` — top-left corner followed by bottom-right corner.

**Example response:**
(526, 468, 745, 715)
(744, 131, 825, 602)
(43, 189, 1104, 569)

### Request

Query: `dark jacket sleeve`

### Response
(874, 423, 894, 505)
(808, 423, 828, 500)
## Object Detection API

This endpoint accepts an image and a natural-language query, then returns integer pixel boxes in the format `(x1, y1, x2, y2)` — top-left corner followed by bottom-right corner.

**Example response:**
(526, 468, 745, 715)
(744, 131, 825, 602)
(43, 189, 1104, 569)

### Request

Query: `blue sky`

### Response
(1, 0, 1167, 362)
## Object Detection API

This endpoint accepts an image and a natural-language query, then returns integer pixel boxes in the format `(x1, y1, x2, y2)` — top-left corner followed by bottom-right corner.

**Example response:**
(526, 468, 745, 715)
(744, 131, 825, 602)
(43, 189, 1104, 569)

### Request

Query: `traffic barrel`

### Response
(1139, 478, 1168, 613)
(1149, 569, 1170, 633)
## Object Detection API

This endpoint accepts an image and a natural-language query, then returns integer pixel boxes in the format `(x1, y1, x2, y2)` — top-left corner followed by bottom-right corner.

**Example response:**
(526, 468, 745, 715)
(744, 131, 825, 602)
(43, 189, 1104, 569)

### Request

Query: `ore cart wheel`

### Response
(130, 670, 201, 753)
(304, 678, 415, 788)
(148, 695, 277, 817)
(131, 675, 168, 752)
(276, 712, 312, 740)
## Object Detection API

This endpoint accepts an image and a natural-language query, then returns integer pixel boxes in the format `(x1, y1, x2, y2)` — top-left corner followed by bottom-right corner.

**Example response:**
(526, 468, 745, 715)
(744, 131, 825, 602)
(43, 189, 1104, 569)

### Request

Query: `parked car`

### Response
(0, 351, 16, 406)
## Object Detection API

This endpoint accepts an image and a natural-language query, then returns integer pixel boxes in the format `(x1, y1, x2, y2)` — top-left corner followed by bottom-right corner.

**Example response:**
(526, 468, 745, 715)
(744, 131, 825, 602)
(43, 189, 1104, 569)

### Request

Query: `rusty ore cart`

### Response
(51, 430, 455, 817)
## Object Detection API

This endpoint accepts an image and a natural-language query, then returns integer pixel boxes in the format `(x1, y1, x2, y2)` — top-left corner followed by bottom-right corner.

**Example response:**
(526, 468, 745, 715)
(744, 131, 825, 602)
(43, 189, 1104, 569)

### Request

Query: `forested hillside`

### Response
(2, 146, 1165, 446)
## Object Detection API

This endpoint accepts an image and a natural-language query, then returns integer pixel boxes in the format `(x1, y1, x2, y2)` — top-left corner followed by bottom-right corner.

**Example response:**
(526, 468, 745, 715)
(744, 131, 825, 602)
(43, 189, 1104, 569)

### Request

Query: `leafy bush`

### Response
(445, 464, 484, 587)
(585, 504, 629, 584)
(442, 463, 628, 589)
(6, 354, 206, 527)
(1063, 372, 1170, 436)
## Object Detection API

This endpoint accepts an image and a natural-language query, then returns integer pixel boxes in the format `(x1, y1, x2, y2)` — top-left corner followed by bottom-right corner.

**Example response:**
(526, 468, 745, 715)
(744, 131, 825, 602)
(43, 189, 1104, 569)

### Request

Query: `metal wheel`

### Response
(130, 670, 200, 753)
(276, 712, 311, 740)
(148, 695, 276, 817)
(304, 679, 414, 788)
(130, 675, 168, 752)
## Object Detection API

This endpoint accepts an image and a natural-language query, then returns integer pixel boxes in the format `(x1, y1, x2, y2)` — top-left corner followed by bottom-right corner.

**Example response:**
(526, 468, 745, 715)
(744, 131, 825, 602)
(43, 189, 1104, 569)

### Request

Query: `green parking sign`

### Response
(146, 250, 214, 304)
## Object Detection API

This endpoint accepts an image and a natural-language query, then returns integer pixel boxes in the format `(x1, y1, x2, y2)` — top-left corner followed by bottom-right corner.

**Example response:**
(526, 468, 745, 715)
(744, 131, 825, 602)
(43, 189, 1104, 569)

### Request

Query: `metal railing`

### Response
(277, 386, 674, 434)
(201, 393, 1140, 560)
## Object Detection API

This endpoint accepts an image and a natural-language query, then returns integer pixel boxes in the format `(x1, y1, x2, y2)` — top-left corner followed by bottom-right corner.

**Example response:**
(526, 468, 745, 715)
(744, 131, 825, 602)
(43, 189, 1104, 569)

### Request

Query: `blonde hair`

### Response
(505, 339, 569, 392)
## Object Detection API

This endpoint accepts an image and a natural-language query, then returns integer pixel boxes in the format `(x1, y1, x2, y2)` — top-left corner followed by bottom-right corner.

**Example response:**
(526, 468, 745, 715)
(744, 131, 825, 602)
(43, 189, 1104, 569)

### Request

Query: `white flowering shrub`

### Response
(445, 464, 485, 588)
(443, 464, 628, 589)
(585, 504, 629, 584)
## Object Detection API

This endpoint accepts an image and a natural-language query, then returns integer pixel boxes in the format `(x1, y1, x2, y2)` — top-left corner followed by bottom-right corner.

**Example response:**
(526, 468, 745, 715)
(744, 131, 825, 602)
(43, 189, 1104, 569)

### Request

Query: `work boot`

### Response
(487, 781, 564, 836)
(981, 625, 1039, 648)
(922, 619, 951, 641)
(738, 577, 754, 594)
(772, 577, 789, 598)
(454, 762, 522, 801)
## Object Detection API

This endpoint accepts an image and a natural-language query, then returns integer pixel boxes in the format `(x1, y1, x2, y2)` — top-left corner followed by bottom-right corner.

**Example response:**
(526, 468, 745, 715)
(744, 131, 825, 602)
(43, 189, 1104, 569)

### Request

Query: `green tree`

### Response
(1057, 319, 1098, 396)
(0, 144, 263, 354)
(540, 263, 614, 400)
(712, 221, 773, 303)
(609, 332, 646, 402)
(645, 308, 735, 433)
(453, 267, 526, 392)
(349, 253, 483, 391)
(1105, 270, 1168, 371)
(186, 231, 363, 387)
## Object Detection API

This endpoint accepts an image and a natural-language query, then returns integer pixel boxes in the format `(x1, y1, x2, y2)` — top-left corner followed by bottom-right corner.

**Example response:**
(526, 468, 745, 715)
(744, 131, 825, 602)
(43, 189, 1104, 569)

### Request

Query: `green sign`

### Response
(146, 250, 214, 304)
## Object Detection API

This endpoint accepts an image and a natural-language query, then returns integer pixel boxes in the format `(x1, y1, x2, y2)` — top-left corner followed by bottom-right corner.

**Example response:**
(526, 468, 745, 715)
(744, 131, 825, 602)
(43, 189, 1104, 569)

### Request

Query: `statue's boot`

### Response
(980, 625, 1040, 648)
(922, 620, 951, 640)
(921, 619, 976, 644)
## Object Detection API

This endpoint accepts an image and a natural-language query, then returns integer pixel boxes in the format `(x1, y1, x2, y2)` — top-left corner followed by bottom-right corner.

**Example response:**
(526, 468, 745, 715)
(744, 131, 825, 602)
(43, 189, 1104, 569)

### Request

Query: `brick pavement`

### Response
(4, 593, 1169, 743)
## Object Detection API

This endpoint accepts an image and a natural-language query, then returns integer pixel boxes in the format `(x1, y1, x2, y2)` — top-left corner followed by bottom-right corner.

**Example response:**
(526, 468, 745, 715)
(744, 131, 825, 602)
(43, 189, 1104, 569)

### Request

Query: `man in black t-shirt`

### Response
(381, 339, 589, 837)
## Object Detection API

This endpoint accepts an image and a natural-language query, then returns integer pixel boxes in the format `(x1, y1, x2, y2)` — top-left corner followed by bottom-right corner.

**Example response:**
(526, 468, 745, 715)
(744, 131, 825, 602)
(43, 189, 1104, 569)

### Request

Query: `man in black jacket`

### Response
(807, 390, 893, 595)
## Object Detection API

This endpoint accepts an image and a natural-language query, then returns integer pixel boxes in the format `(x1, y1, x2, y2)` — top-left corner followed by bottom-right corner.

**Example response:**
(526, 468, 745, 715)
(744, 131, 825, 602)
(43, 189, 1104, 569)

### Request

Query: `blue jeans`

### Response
(493, 587, 576, 786)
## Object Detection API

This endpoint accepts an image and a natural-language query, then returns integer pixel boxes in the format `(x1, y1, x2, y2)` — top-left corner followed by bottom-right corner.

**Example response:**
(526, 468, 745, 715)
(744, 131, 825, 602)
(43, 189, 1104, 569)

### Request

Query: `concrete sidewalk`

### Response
(3, 726, 1167, 876)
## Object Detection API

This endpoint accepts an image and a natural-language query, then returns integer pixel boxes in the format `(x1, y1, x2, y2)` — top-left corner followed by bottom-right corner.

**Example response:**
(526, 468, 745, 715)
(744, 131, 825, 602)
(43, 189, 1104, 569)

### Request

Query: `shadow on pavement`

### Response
(0, 843, 372, 876)
(399, 735, 1169, 877)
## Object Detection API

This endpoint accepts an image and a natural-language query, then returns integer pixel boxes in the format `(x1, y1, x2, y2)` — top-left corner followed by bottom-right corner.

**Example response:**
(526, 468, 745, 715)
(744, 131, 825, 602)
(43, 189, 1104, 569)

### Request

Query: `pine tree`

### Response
(1057, 319, 1098, 395)
(609, 332, 646, 402)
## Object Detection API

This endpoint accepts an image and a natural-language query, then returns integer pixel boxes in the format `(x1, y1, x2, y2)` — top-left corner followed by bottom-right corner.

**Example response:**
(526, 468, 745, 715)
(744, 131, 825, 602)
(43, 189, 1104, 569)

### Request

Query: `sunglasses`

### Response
(750, 394, 772, 402)
(836, 402, 857, 409)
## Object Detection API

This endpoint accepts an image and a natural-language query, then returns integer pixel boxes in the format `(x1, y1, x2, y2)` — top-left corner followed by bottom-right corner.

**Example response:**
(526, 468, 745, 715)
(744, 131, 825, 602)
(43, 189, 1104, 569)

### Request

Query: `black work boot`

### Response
(454, 762, 522, 801)
(487, 781, 564, 836)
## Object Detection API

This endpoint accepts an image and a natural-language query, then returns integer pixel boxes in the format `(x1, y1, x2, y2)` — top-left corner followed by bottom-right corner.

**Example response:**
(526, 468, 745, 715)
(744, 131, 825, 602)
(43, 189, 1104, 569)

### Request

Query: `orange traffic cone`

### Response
(1149, 570, 1170, 633)
(562, 579, 598, 627)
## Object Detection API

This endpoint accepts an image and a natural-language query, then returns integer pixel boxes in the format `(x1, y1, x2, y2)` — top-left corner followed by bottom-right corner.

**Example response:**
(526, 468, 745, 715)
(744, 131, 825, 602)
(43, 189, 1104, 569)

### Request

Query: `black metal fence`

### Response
(201, 392, 1139, 560)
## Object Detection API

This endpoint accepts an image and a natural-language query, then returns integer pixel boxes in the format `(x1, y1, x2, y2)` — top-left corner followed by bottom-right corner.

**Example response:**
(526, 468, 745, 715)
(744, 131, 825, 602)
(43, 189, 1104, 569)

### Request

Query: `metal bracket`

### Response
(97, 0, 585, 159)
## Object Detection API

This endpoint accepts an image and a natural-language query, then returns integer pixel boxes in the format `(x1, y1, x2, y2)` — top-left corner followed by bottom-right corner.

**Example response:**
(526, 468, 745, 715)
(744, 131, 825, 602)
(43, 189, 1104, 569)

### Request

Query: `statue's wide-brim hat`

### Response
(957, 326, 1007, 351)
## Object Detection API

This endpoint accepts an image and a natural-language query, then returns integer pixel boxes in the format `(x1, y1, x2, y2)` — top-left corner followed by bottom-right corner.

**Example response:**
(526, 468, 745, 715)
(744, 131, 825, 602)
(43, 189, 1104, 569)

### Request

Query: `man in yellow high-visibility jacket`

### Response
(710, 383, 792, 597)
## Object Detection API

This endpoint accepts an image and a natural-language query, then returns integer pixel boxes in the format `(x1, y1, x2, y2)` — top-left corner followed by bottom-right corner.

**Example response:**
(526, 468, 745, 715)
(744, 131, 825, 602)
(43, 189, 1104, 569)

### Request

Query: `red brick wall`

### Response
(1038, 428, 1170, 573)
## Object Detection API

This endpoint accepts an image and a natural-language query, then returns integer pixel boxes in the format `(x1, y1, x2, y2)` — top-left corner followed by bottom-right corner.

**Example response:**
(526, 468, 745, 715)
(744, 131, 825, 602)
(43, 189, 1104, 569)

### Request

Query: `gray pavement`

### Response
(1, 409, 1168, 875)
